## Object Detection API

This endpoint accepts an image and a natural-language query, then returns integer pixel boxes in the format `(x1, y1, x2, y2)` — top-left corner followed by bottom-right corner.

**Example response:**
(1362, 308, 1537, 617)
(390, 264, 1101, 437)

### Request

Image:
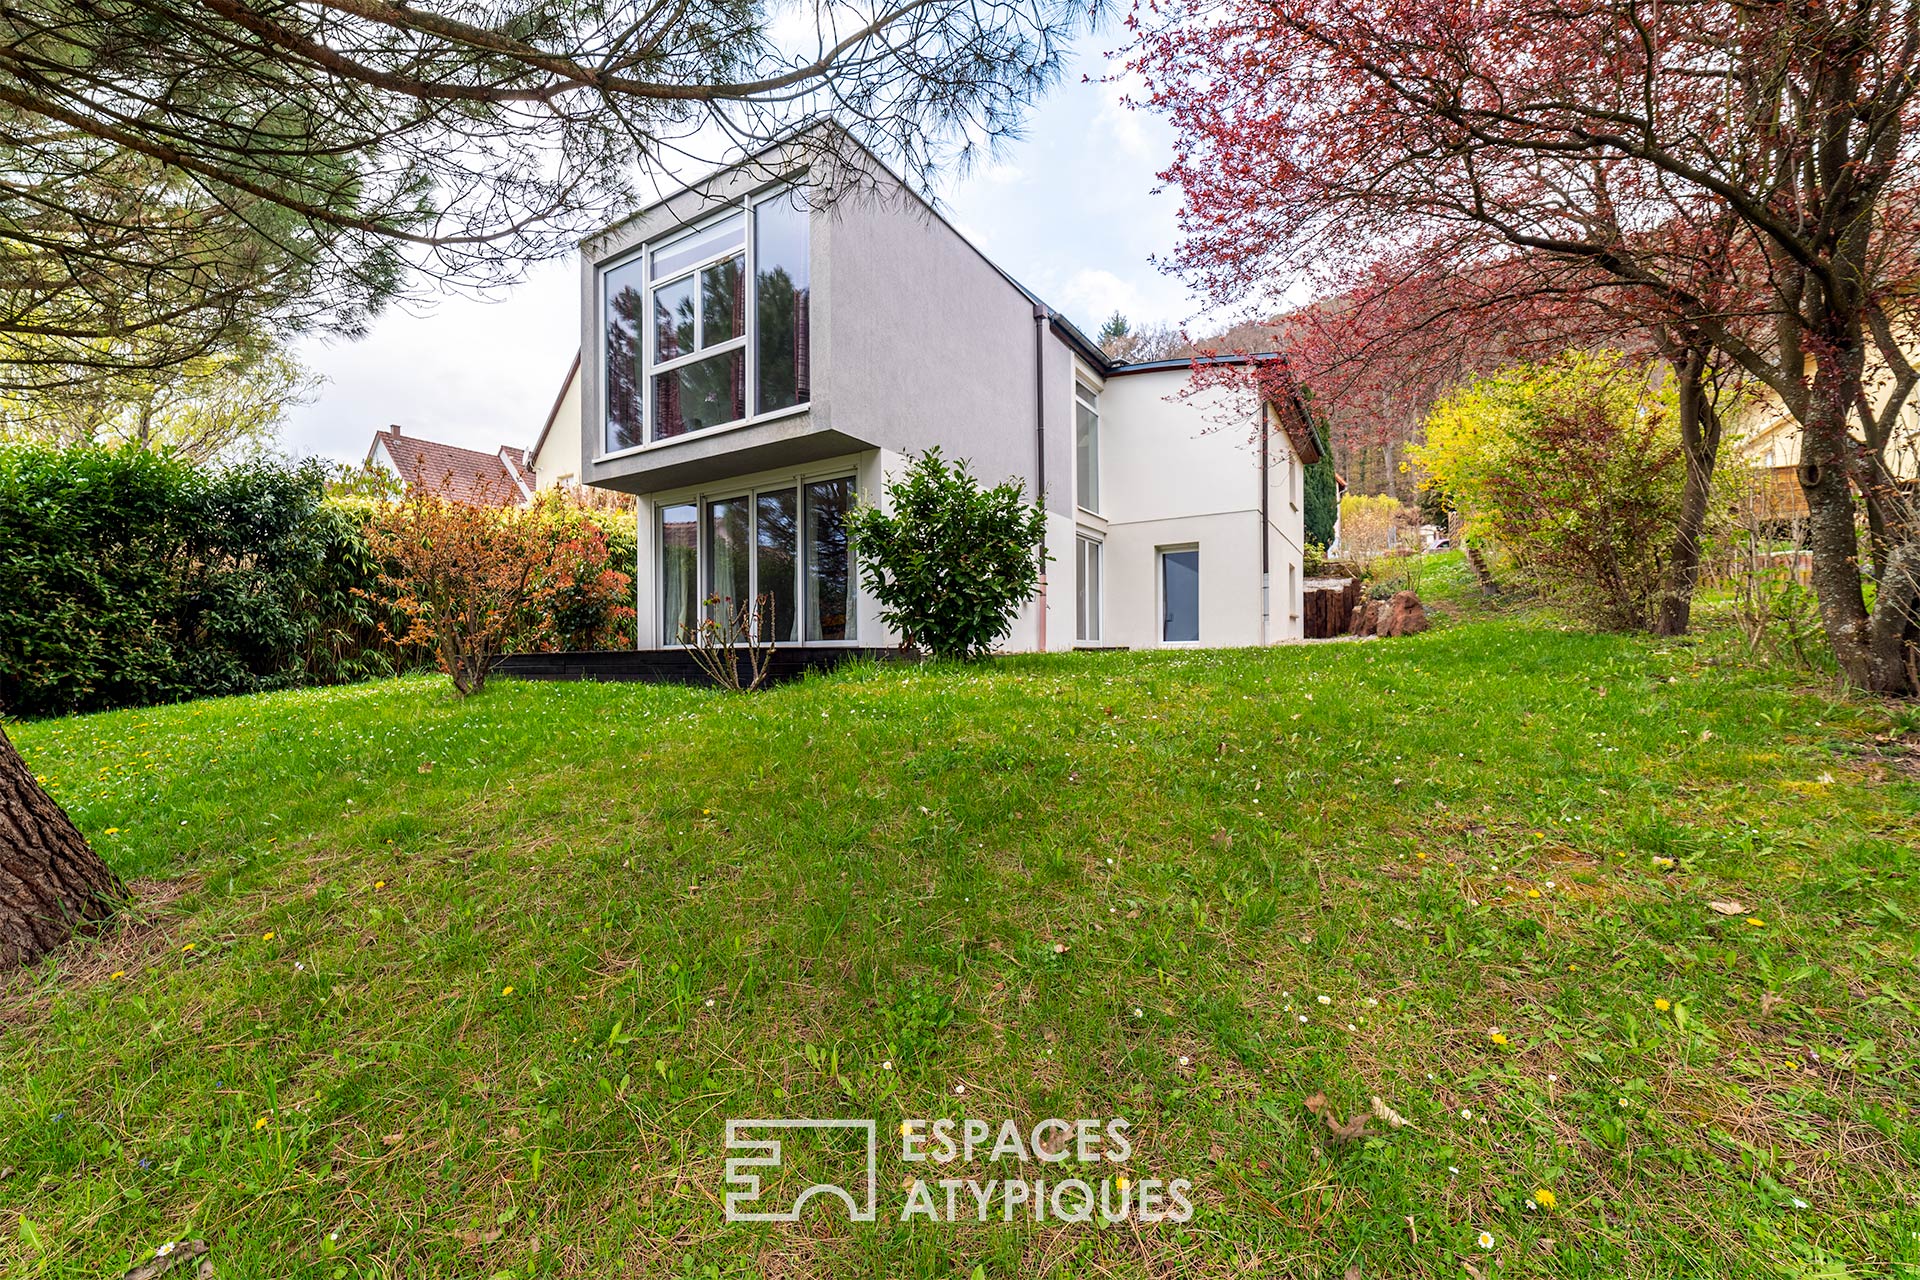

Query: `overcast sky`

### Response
(283, 42, 1208, 464)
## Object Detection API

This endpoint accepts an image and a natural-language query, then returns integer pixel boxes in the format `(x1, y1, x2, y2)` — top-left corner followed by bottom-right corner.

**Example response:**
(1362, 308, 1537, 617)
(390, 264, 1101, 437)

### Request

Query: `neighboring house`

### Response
(367, 425, 536, 507)
(574, 136, 1323, 652)
(529, 354, 584, 490)
(1730, 345, 1920, 524)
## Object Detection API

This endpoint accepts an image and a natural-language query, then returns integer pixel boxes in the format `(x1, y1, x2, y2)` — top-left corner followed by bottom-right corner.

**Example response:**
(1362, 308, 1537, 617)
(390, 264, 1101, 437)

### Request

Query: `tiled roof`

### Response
(368, 428, 535, 507)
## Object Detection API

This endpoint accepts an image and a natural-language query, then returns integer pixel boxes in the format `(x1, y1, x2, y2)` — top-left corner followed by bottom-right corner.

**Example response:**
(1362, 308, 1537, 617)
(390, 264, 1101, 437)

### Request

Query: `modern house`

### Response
(572, 137, 1323, 653)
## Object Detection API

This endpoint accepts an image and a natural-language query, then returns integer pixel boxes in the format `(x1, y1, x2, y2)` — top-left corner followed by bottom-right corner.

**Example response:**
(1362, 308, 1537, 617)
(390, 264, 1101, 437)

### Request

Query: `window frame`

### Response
(657, 469, 857, 647)
(1074, 378, 1102, 515)
(598, 181, 810, 457)
(1075, 532, 1104, 644)
(1157, 544, 1201, 647)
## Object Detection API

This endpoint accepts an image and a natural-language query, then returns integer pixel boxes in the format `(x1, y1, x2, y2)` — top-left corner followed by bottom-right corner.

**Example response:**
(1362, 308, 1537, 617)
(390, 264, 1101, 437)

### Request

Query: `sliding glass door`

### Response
(661, 502, 699, 644)
(660, 477, 853, 645)
(706, 496, 750, 619)
(755, 489, 799, 642)
(804, 478, 853, 641)
(1161, 547, 1199, 643)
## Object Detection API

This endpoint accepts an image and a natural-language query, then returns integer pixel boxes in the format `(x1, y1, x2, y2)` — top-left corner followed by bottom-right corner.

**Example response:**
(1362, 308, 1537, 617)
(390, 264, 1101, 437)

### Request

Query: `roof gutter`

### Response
(1033, 301, 1051, 653)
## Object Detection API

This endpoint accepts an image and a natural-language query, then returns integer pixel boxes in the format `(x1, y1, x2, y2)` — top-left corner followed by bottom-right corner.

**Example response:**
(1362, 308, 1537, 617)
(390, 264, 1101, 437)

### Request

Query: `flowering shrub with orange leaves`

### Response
(362, 491, 632, 695)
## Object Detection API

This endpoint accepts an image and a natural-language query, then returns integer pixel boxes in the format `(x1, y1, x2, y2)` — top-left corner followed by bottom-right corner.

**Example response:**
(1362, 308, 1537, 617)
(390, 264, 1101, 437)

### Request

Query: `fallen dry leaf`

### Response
(1370, 1096, 1411, 1129)
(1708, 900, 1747, 916)
(1305, 1092, 1371, 1142)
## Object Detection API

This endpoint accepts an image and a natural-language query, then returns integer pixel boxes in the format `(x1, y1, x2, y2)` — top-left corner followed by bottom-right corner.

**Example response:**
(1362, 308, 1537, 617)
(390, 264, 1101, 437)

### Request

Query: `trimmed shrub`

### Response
(0, 444, 395, 716)
(847, 449, 1048, 660)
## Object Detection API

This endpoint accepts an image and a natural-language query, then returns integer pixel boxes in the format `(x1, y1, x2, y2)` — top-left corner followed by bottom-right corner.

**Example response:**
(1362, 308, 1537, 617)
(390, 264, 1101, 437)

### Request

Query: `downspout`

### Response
(1260, 402, 1271, 645)
(1033, 302, 1050, 652)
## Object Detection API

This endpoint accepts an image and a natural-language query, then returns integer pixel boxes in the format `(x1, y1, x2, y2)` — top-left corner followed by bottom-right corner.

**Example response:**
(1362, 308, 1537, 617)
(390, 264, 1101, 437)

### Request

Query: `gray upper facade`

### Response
(577, 136, 1104, 514)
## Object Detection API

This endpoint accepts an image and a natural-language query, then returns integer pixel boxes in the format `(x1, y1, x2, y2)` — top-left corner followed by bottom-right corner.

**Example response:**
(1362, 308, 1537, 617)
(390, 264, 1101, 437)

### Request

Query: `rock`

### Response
(1377, 590, 1429, 637)
(1348, 598, 1377, 635)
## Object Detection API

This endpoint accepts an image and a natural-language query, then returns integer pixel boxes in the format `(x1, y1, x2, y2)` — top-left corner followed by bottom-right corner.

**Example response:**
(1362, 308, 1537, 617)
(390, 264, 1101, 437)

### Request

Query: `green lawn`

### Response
(3, 609, 1917, 1277)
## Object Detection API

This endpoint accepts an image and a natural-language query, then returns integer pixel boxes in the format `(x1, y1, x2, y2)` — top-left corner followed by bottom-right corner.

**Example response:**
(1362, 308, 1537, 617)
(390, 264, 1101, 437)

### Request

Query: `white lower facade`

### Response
(631, 418, 1306, 654)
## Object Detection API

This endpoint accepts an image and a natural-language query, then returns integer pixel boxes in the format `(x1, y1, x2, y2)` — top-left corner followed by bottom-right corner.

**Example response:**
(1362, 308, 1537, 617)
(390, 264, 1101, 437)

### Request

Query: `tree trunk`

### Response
(1798, 357, 1881, 689)
(1655, 349, 1720, 637)
(1867, 534, 1920, 695)
(0, 724, 126, 970)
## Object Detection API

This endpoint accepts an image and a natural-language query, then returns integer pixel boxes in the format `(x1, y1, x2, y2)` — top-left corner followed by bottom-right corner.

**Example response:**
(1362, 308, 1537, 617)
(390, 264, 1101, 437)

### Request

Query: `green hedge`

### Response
(0, 445, 399, 717)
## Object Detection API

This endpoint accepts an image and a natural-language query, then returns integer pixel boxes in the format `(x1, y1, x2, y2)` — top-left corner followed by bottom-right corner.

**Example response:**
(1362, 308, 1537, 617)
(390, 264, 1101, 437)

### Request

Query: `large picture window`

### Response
(660, 477, 852, 645)
(602, 187, 810, 453)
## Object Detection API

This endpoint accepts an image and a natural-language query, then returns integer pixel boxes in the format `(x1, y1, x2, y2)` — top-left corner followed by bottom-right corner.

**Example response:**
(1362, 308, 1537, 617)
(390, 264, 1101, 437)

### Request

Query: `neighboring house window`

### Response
(1161, 547, 1199, 643)
(661, 476, 852, 644)
(1075, 381, 1100, 512)
(1076, 535, 1103, 643)
(602, 186, 811, 453)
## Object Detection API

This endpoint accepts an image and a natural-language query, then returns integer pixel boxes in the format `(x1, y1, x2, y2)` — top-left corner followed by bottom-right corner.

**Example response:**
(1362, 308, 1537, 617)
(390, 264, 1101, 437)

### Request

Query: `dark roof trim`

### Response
(1103, 351, 1287, 376)
(1044, 311, 1111, 372)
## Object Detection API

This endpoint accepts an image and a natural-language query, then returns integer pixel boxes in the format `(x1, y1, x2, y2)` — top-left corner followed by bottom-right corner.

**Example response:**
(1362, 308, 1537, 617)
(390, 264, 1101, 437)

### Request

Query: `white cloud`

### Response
(1053, 269, 1146, 328)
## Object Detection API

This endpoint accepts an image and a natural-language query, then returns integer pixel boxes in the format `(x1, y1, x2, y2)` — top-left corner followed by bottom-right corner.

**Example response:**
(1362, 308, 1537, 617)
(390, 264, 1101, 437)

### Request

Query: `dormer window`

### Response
(602, 186, 811, 453)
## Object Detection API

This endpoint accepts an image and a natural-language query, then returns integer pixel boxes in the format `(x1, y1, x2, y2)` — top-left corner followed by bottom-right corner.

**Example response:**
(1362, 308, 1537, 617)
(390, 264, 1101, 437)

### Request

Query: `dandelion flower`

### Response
(1652, 856, 1674, 869)
(1746, 917, 1765, 927)
(1527, 889, 1542, 899)
(104, 827, 120, 836)
(1534, 1188, 1556, 1209)
(253, 1116, 269, 1131)
(899, 1120, 911, 1136)
(261, 931, 275, 942)
(109, 970, 125, 980)
(1489, 1032, 1509, 1046)
(373, 880, 386, 890)
(1477, 1231, 1495, 1250)
(180, 943, 195, 952)
(1654, 998, 1671, 1012)
(501, 985, 515, 996)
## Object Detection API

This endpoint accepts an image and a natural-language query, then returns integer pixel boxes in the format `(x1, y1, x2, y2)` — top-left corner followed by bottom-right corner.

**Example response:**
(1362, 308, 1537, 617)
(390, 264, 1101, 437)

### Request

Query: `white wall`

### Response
(531, 362, 584, 488)
(1084, 371, 1303, 649)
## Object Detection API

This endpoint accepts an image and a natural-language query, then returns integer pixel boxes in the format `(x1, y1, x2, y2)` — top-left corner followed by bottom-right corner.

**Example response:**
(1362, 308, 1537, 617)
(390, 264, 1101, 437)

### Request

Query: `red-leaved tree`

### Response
(1129, 0, 1920, 689)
